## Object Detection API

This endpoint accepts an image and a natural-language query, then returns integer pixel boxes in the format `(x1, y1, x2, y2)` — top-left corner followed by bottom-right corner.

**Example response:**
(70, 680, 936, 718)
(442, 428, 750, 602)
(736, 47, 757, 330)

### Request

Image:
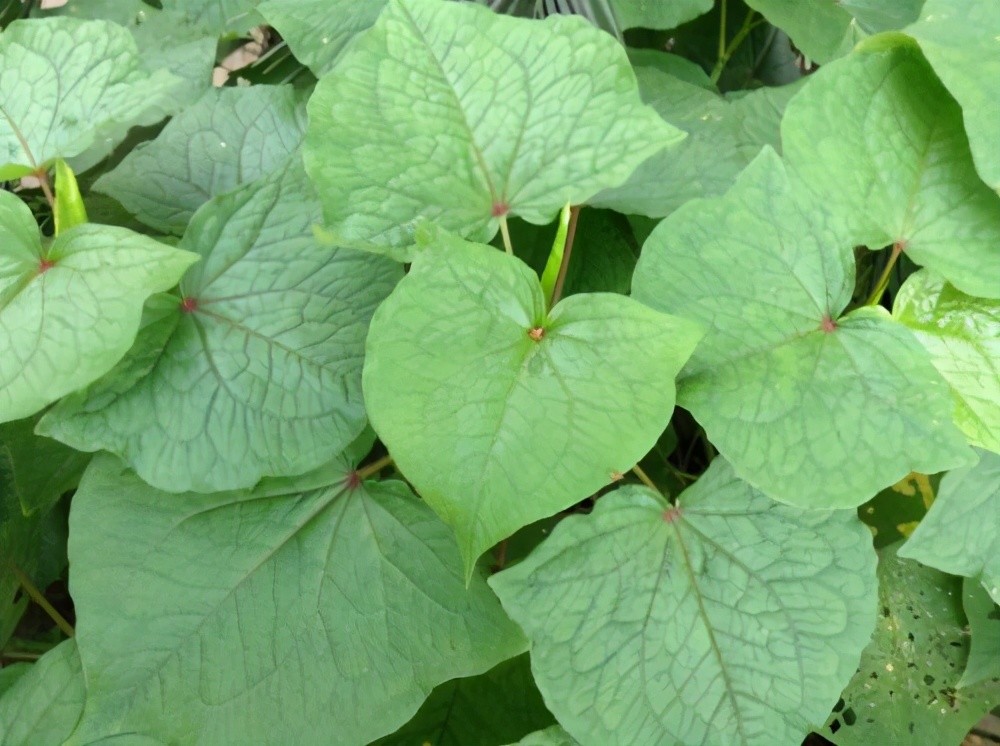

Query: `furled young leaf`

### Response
(96, 85, 307, 234)
(373, 654, 553, 746)
(632, 149, 972, 509)
(782, 38, 1000, 299)
(0, 191, 198, 424)
(41, 162, 400, 493)
(823, 544, 1000, 746)
(257, 0, 387, 76)
(893, 270, 1000, 454)
(304, 0, 683, 259)
(510, 726, 580, 746)
(0, 18, 182, 179)
(491, 459, 878, 746)
(0, 640, 85, 746)
(506, 209, 638, 297)
(591, 63, 802, 217)
(363, 232, 702, 571)
(906, 0, 1000, 191)
(899, 449, 1000, 604)
(65, 453, 524, 746)
(961, 578, 1000, 688)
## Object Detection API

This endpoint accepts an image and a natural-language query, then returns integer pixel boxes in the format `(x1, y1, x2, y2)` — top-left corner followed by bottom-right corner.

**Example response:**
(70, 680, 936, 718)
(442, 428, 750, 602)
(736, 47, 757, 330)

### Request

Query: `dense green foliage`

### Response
(0, 0, 998, 744)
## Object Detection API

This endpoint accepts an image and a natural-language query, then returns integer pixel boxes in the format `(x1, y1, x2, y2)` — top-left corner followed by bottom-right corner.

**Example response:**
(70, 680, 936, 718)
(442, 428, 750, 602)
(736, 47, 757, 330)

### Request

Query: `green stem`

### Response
(1, 651, 42, 662)
(355, 454, 394, 481)
(548, 205, 581, 307)
(10, 564, 74, 638)
(499, 215, 513, 255)
(865, 241, 904, 306)
(710, 9, 760, 85)
(717, 0, 728, 65)
(631, 464, 663, 495)
(664, 460, 698, 484)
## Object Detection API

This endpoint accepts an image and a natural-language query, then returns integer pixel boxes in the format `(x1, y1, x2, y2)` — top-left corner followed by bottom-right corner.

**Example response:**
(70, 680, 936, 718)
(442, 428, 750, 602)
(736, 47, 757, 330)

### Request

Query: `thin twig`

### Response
(10, 564, 74, 638)
(865, 241, 904, 306)
(710, 9, 760, 85)
(355, 454, 394, 482)
(631, 464, 663, 495)
(499, 215, 513, 255)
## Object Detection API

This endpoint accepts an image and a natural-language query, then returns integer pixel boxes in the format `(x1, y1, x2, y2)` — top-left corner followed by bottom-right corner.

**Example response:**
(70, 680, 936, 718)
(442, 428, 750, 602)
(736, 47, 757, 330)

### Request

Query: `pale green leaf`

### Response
(0, 191, 198, 424)
(0, 18, 182, 179)
(162, 0, 263, 34)
(33, 1, 217, 101)
(591, 64, 802, 217)
(899, 449, 1000, 604)
(65, 454, 524, 746)
(95, 85, 307, 235)
(40, 161, 401, 493)
(509, 726, 580, 746)
(611, 0, 713, 30)
(303, 0, 683, 259)
(906, 0, 1000, 191)
(373, 654, 553, 745)
(0, 664, 29, 697)
(0, 640, 84, 746)
(961, 578, 1000, 688)
(632, 149, 971, 509)
(893, 269, 1000, 454)
(363, 232, 702, 570)
(491, 459, 878, 746)
(782, 39, 1000, 298)
(823, 544, 1000, 746)
(257, 0, 387, 76)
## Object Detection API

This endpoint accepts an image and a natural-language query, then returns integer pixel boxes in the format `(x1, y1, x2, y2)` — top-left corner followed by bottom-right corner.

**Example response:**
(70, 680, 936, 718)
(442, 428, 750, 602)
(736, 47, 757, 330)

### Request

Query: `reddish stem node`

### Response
(180, 297, 199, 313)
(344, 471, 362, 490)
(663, 506, 683, 524)
(527, 326, 545, 341)
(820, 314, 837, 333)
(491, 202, 509, 218)
(37, 258, 55, 274)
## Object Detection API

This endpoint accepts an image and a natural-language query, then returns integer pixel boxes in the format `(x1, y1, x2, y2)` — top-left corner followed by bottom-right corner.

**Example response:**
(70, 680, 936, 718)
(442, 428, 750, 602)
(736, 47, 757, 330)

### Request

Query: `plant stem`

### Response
(710, 9, 759, 85)
(664, 460, 698, 484)
(865, 241, 904, 306)
(631, 464, 662, 494)
(717, 0, 728, 65)
(1, 650, 41, 662)
(499, 215, 513, 255)
(355, 454, 394, 481)
(34, 168, 55, 210)
(549, 205, 581, 307)
(10, 564, 74, 638)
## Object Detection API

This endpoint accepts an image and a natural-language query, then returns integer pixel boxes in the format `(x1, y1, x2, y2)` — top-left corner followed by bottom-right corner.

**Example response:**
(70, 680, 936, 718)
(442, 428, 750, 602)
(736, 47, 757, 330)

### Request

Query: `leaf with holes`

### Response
(632, 149, 972, 509)
(0, 17, 182, 179)
(0, 191, 197, 424)
(490, 458, 878, 746)
(96, 85, 307, 235)
(363, 230, 701, 572)
(303, 0, 683, 260)
(782, 37, 1000, 298)
(64, 453, 524, 746)
(39, 161, 401, 493)
(899, 448, 1000, 604)
(591, 62, 802, 217)
(373, 654, 554, 745)
(0, 640, 84, 746)
(823, 544, 1000, 746)
(893, 269, 1000, 455)
(906, 0, 1000, 191)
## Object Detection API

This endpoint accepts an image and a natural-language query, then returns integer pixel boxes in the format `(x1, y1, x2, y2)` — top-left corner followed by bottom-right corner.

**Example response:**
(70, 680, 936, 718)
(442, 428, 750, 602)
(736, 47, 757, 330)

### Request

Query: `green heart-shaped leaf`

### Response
(65, 452, 524, 745)
(782, 38, 1000, 298)
(0, 640, 84, 746)
(0, 18, 183, 179)
(893, 269, 1000, 454)
(40, 161, 401, 493)
(303, 0, 683, 259)
(906, 0, 1000, 191)
(899, 448, 1000, 604)
(363, 231, 701, 572)
(0, 191, 197, 423)
(633, 148, 972, 508)
(96, 85, 307, 235)
(491, 458, 878, 746)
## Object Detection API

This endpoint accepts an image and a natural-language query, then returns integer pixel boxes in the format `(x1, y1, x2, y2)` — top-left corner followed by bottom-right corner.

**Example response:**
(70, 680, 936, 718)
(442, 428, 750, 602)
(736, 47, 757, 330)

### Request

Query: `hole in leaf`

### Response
(843, 708, 857, 726)
(830, 719, 841, 734)
(923, 674, 934, 685)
